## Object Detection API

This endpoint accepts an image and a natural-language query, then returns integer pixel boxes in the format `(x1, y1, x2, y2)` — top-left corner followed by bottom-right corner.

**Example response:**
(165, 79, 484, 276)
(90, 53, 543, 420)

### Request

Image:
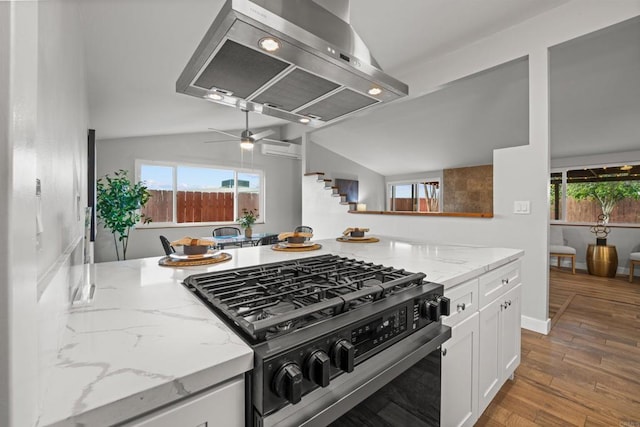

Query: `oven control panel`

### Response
(259, 290, 449, 416)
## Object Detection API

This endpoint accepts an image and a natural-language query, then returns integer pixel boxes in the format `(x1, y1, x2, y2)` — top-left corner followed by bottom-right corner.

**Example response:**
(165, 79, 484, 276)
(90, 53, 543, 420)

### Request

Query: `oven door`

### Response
(261, 324, 451, 427)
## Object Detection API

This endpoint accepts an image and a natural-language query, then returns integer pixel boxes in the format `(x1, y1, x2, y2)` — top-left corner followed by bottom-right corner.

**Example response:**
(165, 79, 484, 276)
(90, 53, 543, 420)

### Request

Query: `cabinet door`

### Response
(478, 298, 501, 414)
(441, 312, 479, 427)
(127, 377, 244, 427)
(500, 284, 521, 379)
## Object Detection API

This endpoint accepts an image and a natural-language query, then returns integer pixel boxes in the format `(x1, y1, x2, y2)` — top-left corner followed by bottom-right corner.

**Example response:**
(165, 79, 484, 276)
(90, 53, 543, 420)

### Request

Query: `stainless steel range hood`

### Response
(176, 0, 408, 127)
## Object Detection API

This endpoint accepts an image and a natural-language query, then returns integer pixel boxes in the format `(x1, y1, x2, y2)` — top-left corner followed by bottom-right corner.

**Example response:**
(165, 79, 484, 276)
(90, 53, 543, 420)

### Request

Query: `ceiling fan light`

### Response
(240, 138, 254, 150)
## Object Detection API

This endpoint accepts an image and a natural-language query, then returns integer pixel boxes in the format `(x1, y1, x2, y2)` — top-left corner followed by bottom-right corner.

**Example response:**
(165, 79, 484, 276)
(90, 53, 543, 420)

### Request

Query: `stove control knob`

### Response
(272, 362, 303, 405)
(305, 350, 331, 387)
(332, 339, 354, 373)
(422, 300, 440, 322)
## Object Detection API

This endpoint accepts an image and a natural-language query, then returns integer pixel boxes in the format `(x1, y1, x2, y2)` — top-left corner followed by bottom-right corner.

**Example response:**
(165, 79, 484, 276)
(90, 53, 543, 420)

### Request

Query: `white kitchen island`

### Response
(37, 236, 523, 427)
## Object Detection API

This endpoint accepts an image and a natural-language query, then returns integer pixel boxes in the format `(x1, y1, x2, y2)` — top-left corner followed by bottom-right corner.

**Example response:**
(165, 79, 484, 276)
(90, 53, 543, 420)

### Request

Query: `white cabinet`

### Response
(441, 260, 522, 425)
(441, 312, 479, 427)
(478, 283, 521, 413)
(442, 278, 479, 328)
(478, 261, 520, 308)
(500, 285, 522, 380)
(123, 376, 245, 427)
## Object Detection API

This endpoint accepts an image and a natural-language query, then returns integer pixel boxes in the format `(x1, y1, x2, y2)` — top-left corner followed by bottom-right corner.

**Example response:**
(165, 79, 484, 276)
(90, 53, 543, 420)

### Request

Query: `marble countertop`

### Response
(38, 236, 522, 427)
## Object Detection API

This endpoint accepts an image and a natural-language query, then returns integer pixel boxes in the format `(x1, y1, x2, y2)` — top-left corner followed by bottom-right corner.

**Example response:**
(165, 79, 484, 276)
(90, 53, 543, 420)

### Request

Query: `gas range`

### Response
(183, 254, 451, 425)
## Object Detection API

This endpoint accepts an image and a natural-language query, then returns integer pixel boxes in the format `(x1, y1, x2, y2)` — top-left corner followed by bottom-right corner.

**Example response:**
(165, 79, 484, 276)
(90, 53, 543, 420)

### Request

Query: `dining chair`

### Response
(294, 225, 313, 242)
(255, 235, 280, 246)
(213, 227, 241, 237)
(159, 235, 175, 256)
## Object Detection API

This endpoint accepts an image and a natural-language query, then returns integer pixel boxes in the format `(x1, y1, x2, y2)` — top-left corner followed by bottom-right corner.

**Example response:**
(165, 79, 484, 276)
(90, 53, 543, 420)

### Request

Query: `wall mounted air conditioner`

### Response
(261, 143, 302, 159)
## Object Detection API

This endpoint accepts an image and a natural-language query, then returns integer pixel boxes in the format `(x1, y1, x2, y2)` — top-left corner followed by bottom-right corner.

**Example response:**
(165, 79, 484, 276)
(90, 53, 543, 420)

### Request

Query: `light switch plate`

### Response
(514, 201, 530, 214)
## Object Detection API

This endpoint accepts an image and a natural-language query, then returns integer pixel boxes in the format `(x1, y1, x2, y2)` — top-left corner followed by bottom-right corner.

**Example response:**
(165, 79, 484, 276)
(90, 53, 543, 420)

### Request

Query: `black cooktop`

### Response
(183, 254, 426, 343)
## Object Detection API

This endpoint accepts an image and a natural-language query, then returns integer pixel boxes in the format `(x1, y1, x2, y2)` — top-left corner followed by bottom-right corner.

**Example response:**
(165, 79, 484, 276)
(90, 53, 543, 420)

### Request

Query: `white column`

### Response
(0, 2, 39, 426)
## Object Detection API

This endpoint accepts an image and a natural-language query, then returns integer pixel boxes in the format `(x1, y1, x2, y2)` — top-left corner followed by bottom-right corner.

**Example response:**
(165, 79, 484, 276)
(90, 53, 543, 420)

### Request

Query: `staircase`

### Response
(304, 172, 357, 210)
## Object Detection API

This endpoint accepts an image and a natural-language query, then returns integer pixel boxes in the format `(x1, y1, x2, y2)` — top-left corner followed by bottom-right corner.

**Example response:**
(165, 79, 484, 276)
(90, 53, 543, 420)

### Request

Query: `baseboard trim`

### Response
(521, 315, 550, 335)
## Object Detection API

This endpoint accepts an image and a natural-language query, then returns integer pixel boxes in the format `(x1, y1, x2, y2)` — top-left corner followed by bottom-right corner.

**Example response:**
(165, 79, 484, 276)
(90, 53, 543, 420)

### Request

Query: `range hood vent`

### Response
(176, 0, 408, 127)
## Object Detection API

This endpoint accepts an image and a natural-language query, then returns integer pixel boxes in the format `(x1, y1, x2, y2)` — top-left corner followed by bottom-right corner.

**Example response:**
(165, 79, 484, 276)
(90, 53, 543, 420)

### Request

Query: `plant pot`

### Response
(245, 227, 252, 238)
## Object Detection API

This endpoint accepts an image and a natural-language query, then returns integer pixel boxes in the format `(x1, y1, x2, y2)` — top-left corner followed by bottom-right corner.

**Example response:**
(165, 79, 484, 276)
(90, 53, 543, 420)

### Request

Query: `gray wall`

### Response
(95, 132, 302, 262)
(305, 140, 386, 210)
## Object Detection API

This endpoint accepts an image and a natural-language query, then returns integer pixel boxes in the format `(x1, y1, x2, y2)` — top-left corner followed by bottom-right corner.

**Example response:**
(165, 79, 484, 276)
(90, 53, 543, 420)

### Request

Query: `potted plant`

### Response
(96, 169, 152, 260)
(236, 209, 258, 238)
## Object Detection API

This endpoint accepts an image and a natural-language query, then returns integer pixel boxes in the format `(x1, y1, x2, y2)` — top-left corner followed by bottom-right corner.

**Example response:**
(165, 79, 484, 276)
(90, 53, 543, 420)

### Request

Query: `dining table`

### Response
(204, 232, 279, 249)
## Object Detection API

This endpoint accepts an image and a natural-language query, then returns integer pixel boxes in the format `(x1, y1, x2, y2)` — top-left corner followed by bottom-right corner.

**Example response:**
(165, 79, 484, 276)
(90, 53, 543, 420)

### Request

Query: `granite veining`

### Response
(37, 236, 522, 426)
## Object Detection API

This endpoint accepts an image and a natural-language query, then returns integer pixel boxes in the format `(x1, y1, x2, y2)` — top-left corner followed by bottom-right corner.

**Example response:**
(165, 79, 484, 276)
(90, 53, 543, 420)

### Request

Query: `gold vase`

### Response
(244, 227, 252, 238)
(586, 244, 618, 277)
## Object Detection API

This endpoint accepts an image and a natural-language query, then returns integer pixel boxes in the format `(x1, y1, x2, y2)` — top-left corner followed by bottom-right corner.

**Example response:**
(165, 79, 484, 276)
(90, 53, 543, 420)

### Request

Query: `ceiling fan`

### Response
(205, 109, 290, 150)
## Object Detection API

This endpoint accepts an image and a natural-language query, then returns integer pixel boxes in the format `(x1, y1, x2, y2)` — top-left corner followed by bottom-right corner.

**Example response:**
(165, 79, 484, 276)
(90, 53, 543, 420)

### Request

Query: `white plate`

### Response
(169, 250, 221, 261)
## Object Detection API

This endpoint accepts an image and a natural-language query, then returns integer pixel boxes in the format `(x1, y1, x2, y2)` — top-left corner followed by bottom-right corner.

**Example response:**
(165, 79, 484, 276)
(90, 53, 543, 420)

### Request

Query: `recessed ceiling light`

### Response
(620, 165, 633, 171)
(368, 87, 382, 96)
(259, 37, 281, 52)
(299, 117, 310, 124)
(204, 92, 223, 101)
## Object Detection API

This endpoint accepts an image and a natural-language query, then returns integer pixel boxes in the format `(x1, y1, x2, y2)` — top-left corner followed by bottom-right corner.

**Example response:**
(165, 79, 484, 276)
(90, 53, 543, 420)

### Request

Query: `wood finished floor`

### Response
(476, 268, 640, 427)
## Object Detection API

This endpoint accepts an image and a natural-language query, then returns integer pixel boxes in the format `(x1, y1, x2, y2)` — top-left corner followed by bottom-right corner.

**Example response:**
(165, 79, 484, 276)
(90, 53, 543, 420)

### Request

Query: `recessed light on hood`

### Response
(176, 0, 408, 127)
(258, 37, 281, 52)
(299, 117, 311, 124)
(204, 92, 224, 101)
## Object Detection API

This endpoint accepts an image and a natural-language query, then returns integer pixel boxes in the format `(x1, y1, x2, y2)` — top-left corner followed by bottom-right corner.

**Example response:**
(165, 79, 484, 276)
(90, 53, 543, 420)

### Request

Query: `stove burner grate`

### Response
(184, 254, 425, 342)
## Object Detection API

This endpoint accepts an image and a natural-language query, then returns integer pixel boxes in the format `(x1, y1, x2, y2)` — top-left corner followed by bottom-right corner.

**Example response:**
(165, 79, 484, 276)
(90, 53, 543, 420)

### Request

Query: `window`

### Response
(137, 160, 264, 226)
(550, 164, 640, 224)
(388, 180, 440, 212)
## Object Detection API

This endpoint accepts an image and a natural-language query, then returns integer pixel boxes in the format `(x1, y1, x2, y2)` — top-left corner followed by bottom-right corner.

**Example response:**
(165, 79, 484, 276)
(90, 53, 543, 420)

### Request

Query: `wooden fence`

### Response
(550, 198, 640, 223)
(142, 190, 258, 223)
(391, 198, 439, 212)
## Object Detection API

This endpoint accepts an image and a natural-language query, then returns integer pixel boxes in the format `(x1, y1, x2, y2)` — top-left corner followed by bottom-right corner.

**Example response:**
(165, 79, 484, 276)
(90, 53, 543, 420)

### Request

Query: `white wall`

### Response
(95, 132, 302, 262)
(305, 140, 386, 210)
(303, 1, 640, 334)
(1, 1, 89, 426)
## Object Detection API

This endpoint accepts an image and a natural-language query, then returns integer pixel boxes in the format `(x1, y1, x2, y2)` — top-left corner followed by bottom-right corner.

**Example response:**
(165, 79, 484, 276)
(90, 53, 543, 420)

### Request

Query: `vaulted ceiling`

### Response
(78, 1, 639, 175)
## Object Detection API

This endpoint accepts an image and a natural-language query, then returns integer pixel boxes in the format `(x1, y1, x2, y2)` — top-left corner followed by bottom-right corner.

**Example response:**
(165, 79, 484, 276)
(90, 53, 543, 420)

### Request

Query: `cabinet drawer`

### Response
(443, 278, 479, 327)
(478, 261, 520, 309)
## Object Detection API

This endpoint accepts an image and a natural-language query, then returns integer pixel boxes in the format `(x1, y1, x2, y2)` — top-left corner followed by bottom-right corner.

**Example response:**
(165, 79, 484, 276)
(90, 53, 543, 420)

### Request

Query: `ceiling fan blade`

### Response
(251, 129, 275, 141)
(208, 128, 240, 139)
(260, 138, 290, 147)
(203, 139, 237, 144)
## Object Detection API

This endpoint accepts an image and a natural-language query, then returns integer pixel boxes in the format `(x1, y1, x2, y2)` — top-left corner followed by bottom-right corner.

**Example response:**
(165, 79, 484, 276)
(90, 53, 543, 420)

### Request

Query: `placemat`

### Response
(336, 237, 380, 243)
(158, 252, 232, 267)
(271, 243, 322, 252)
